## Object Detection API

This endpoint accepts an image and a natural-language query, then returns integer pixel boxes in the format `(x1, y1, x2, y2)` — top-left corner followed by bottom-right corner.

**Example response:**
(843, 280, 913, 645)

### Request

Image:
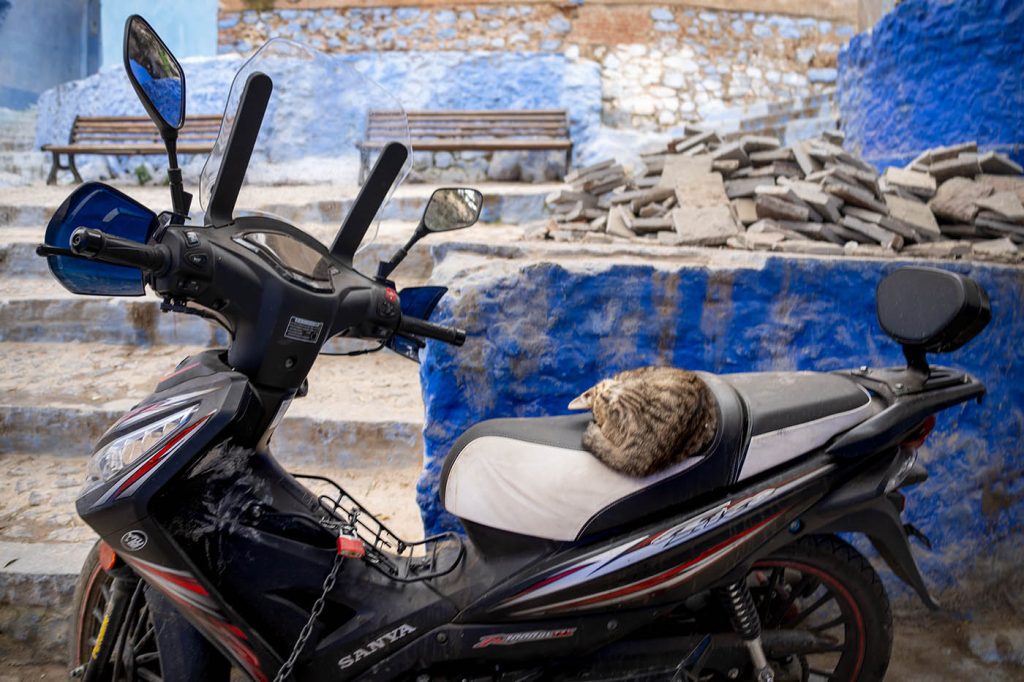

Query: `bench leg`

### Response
(46, 152, 59, 185)
(68, 154, 83, 184)
(564, 147, 573, 179)
(358, 149, 368, 185)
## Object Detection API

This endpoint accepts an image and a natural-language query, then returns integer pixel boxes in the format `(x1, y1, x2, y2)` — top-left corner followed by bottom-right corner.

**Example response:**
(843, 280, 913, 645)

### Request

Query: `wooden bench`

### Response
(41, 115, 222, 185)
(359, 109, 573, 182)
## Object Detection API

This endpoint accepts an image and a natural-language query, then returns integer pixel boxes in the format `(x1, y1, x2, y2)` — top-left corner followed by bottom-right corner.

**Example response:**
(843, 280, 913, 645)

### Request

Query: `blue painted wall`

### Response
(99, 0, 218, 69)
(417, 253, 1024, 586)
(0, 0, 99, 109)
(838, 0, 1024, 169)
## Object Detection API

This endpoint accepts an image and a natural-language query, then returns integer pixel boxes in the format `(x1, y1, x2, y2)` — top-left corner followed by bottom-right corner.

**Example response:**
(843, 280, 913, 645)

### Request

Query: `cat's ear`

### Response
(568, 387, 595, 410)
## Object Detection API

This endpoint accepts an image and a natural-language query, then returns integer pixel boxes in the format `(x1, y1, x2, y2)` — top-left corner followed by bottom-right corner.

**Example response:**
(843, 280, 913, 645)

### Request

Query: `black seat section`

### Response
(440, 371, 873, 543)
(440, 373, 746, 542)
(722, 372, 872, 436)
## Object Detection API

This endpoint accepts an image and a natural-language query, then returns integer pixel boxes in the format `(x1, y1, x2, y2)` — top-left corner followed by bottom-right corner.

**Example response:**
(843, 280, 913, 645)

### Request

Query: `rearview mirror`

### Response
(124, 15, 185, 133)
(422, 188, 483, 232)
(376, 187, 483, 280)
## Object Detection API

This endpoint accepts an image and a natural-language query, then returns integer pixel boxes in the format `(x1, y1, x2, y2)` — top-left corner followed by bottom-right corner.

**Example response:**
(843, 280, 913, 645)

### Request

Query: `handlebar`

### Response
(397, 314, 466, 347)
(70, 227, 169, 273)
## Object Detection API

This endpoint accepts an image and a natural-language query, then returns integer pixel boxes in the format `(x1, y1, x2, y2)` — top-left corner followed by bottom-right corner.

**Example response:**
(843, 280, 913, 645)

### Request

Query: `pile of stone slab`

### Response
(535, 127, 1024, 261)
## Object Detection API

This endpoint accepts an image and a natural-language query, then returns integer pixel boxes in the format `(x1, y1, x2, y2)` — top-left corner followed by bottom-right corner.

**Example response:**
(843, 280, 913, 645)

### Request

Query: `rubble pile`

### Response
(535, 127, 1024, 261)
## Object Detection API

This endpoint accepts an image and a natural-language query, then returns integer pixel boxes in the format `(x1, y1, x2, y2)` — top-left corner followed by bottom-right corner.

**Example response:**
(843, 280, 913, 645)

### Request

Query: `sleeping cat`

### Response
(567, 366, 718, 477)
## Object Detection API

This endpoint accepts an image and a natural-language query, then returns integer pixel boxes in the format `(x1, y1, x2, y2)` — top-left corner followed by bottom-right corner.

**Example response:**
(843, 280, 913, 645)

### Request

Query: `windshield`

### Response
(200, 39, 411, 249)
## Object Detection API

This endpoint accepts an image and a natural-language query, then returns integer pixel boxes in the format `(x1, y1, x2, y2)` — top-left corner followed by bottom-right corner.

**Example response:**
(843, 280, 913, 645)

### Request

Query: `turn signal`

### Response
(98, 541, 118, 571)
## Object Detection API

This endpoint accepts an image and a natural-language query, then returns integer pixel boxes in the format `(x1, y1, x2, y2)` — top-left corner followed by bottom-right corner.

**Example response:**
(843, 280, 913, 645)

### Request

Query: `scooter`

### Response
(41, 15, 991, 682)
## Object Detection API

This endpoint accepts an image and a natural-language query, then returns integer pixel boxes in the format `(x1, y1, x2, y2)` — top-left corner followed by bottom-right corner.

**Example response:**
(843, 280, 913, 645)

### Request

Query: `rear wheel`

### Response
(748, 534, 892, 682)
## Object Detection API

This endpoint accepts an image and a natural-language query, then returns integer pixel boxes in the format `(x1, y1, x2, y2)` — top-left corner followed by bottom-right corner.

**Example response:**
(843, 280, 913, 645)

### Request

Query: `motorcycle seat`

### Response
(441, 371, 875, 542)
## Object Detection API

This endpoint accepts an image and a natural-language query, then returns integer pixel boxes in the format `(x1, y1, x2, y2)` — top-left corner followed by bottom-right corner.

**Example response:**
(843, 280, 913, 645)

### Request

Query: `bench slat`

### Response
(360, 139, 572, 152)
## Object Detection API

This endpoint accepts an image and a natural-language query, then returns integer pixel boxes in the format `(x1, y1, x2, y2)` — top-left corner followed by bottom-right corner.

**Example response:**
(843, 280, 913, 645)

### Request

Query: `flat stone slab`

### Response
(929, 177, 993, 223)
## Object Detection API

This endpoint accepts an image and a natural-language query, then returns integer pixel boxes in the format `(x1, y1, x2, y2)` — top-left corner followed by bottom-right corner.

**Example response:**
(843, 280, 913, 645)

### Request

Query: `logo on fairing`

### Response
(338, 623, 417, 669)
(120, 530, 147, 552)
(473, 628, 577, 649)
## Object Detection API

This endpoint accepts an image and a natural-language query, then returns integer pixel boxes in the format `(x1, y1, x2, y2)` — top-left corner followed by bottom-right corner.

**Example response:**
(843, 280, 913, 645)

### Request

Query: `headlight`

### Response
(83, 406, 198, 493)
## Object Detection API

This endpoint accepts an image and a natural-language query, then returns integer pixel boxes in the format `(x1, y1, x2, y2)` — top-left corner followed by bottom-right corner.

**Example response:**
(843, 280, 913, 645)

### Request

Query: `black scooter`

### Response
(43, 16, 990, 682)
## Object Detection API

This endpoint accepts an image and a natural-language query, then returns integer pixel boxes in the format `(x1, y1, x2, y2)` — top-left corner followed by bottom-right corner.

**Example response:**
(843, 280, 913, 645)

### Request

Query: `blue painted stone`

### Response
(838, 0, 1024, 168)
(779, 26, 802, 39)
(548, 16, 571, 33)
(416, 255, 1024, 588)
(395, 8, 420, 21)
(437, 27, 457, 40)
(654, 22, 680, 33)
(541, 40, 562, 51)
(350, 19, 364, 31)
(731, 19, 746, 34)
(435, 10, 457, 25)
(278, 10, 297, 20)
(650, 8, 674, 22)
(808, 67, 838, 83)
(751, 24, 773, 39)
(219, 15, 239, 30)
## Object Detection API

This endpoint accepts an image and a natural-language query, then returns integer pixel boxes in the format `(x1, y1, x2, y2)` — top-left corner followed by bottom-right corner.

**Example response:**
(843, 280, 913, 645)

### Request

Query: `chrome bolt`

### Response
(607, 619, 618, 630)
(727, 669, 739, 679)
(859, 365, 868, 372)
(895, 382, 904, 390)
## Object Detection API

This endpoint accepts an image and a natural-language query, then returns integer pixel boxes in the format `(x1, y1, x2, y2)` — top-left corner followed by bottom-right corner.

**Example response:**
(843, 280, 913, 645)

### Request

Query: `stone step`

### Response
(0, 341, 427, 469)
(0, 181, 552, 228)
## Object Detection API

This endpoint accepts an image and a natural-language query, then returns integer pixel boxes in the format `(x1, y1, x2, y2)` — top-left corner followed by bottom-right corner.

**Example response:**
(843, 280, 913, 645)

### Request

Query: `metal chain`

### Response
(273, 550, 344, 682)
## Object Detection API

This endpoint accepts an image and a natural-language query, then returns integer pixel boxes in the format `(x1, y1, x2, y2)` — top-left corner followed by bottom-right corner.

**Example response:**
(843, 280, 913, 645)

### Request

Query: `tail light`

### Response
(901, 415, 936, 449)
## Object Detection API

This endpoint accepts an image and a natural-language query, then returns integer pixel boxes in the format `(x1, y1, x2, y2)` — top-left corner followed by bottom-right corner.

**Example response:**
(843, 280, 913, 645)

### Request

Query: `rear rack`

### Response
(293, 473, 464, 583)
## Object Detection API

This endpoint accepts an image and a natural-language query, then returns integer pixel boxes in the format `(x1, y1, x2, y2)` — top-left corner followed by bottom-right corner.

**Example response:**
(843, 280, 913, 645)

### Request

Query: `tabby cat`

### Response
(567, 366, 718, 477)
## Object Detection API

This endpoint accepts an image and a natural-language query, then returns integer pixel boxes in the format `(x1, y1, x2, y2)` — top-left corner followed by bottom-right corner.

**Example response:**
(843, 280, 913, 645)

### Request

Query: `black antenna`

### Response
(331, 141, 408, 267)
(206, 72, 272, 226)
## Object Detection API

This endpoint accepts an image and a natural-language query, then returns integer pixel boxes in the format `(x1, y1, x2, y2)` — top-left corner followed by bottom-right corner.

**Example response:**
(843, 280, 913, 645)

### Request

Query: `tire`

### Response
(749, 534, 893, 682)
(69, 540, 109, 668)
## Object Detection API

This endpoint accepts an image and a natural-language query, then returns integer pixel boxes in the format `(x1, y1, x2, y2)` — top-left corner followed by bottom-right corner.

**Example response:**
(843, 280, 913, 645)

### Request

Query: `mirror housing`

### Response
(123, 15, 185, 135)
(123, 15, 191, 218)
(377, 187, 482, 280)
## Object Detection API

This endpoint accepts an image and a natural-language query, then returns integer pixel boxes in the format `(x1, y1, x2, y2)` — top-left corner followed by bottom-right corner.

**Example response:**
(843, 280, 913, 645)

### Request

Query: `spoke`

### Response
(135, 625, 156, 651)
(809, 615, 846, 633)
(766, 574, 815, 628)
(787, 592, 835, 629)
(135, 652, 161, 665)
(137, 668, 163, 682)
(808, 668, 835, 680)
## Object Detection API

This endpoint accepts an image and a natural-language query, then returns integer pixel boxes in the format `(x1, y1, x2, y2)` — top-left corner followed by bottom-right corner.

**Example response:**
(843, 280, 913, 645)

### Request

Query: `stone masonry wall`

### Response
(217, 5, 854, 132)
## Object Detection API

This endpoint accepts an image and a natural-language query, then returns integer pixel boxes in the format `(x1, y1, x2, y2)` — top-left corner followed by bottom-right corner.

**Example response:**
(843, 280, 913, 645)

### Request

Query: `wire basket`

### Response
(293, 473, 465, 583)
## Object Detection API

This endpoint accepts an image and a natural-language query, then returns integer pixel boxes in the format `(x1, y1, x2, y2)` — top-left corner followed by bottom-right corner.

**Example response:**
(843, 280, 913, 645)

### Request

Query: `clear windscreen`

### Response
(200, 39, 411, 249)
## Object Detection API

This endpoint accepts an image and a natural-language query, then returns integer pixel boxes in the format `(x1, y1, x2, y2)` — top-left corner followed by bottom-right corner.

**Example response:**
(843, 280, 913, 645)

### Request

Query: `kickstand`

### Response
(672, 634, 713, 682)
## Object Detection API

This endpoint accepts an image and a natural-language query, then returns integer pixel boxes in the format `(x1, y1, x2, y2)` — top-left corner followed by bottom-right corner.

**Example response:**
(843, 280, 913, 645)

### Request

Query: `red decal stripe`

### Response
(547, 510, 786, 612)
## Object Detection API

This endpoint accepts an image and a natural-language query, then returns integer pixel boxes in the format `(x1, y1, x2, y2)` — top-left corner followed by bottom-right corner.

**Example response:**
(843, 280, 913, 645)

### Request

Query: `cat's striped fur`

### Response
(568, 366, 718, 477)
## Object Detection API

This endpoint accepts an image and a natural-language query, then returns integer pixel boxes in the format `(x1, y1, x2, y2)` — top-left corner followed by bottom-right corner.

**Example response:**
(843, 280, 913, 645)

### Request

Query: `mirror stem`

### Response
(377, 222, 425, 280)
(163, 135, 192, 222)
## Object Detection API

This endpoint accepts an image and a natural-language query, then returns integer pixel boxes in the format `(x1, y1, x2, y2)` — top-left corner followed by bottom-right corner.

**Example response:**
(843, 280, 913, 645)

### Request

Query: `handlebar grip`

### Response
(70, 227, 168, 273)
(397, 315, 466, 346)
